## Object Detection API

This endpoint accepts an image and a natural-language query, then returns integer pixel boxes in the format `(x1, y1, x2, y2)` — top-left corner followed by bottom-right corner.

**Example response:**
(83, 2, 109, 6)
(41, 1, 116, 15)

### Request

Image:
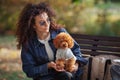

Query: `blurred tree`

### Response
(0, 0, 40, 35)
(0, 0, 120, 36)
(111, 20, 120, 36)
(72, 0, 82, 3)
(111, 0, 120, 2)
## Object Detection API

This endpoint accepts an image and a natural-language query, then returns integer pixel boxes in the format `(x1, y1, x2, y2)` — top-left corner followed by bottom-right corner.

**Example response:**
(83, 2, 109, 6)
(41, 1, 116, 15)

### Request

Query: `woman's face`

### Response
(34, 12, 50, 33)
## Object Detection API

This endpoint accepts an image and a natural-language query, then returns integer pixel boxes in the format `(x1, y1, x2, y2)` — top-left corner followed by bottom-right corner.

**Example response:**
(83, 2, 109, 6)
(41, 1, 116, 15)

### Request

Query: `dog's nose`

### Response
(63, 43, 68, 47)
(61, 42, 68, 48)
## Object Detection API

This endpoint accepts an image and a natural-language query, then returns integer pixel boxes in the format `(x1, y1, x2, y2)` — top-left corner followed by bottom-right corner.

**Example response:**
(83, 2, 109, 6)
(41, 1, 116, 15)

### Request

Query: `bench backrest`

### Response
(71, 34, 120, 80)
(71, 34, 120, 57)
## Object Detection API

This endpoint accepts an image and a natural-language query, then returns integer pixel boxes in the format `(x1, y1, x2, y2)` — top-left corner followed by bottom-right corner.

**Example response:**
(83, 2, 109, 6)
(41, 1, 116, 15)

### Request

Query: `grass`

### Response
(0, 35, 17, 49)
(0, 69, 32, 80)
(0, 35, 32, 80)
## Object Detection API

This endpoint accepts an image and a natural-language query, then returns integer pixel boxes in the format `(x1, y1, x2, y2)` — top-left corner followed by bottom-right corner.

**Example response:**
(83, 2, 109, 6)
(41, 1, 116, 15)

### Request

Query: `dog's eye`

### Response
(60, 39, 63, 42)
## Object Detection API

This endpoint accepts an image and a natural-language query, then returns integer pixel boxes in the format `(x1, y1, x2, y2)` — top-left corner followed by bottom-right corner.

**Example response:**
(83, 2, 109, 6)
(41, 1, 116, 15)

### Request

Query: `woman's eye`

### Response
(39, 21, 45, 26)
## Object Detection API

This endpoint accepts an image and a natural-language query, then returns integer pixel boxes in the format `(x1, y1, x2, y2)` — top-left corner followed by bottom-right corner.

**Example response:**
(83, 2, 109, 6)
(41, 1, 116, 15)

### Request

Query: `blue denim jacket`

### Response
(21, 28, 87, 80)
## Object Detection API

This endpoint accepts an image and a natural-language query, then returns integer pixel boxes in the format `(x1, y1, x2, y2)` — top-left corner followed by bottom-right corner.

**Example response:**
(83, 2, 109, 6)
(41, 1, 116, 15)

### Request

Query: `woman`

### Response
(16, 2, 87, 80)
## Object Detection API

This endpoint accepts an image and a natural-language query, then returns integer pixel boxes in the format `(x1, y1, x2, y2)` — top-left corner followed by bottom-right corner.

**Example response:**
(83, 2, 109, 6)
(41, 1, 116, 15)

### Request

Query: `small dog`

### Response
(53, 32, 76, 72)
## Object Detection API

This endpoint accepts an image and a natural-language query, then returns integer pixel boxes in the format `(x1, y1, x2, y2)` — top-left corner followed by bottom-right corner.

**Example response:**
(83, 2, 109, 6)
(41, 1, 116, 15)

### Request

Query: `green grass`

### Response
(0, 35, 17, 49)
(0, 70, 32, 80)
(0, 35, 32, 80)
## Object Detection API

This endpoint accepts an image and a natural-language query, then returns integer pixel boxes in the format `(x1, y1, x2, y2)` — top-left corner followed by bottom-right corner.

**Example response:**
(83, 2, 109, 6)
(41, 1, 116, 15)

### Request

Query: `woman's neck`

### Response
(37, 32, 50, 40)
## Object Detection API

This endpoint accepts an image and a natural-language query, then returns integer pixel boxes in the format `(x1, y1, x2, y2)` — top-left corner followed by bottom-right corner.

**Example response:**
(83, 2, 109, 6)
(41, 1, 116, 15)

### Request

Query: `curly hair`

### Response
(16, 2, 62, 49)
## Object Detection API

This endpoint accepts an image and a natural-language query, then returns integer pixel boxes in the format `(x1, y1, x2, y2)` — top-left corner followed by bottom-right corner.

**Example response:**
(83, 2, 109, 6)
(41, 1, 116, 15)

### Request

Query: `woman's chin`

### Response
(43, 28, 49, 32)
(45, 30, 49, 32)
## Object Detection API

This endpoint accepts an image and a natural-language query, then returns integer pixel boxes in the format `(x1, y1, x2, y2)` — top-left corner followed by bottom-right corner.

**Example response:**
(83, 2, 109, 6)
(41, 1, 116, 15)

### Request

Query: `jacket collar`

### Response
(50, 30, 58, 39)
(33, 30, 58, 48)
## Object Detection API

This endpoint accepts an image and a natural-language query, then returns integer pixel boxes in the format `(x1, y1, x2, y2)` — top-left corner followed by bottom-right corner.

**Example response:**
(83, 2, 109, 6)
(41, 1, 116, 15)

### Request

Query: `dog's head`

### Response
(53, 32, 74, 49)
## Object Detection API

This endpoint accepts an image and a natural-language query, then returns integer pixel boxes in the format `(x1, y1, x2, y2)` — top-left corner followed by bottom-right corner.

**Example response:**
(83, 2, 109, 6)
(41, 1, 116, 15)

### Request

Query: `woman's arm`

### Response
(21, 45, 49, 78)
(72, 40, 88, 65)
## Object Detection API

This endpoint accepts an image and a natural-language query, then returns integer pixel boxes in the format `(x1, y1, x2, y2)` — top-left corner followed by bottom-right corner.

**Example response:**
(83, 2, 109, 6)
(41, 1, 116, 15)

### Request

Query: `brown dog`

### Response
(53, 32, 76, 72)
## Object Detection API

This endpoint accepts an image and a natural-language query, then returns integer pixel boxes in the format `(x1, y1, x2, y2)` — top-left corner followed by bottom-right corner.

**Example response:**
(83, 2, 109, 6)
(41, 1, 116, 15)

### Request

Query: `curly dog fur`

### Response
(53, 32, 76, 72)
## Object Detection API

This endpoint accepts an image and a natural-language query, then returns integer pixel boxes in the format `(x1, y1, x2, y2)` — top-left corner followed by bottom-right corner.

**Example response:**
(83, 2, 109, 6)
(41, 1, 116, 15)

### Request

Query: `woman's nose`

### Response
(44, 21, 49, 27)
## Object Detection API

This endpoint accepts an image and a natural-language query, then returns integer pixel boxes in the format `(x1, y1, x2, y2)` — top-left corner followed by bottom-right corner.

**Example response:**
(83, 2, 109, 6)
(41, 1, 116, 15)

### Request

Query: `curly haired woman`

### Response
(16, 2, 87, 80)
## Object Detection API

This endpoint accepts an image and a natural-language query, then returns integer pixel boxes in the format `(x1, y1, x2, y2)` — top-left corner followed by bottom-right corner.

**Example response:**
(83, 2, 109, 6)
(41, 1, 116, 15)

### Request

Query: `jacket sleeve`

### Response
(71, 41, 88, 65)
(21, 45, 49, 78)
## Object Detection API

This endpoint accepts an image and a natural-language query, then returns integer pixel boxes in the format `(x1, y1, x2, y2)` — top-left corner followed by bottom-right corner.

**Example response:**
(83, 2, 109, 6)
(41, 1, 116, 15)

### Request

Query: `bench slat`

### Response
(75, 39, 120, 47)
(80, 45, 120, 52)
(71, 34, 120, 42)
(81, 50, 120, 56)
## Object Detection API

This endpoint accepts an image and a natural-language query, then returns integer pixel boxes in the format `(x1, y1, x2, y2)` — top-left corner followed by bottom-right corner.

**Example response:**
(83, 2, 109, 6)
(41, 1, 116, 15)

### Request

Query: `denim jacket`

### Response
(21, 28, 88, 80)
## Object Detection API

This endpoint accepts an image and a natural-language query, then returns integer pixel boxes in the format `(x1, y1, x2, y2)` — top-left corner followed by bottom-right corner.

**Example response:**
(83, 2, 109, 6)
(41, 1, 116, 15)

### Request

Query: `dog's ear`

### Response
(53, 38, 59, 48)
(67, 35, 74, 48)
(68, 41, 74, 48)
(53, 32, 63, 48)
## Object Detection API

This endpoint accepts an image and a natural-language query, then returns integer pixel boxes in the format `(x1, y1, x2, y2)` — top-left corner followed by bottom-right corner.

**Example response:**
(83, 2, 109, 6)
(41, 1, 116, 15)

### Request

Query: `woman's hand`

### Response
(47, 61, 65, 72)
(47, 61, 56, 69)
(55, 65, 65, 72)
(70, 63, 79, 72)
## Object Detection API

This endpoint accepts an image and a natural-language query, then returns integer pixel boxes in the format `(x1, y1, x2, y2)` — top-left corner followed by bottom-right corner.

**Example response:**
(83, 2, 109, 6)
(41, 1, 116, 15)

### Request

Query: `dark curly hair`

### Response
(16, 2, 62, 49)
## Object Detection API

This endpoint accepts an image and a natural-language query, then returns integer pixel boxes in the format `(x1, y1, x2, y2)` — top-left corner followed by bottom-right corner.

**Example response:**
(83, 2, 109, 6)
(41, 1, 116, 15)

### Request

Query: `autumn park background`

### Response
(0, 0, 120, 80)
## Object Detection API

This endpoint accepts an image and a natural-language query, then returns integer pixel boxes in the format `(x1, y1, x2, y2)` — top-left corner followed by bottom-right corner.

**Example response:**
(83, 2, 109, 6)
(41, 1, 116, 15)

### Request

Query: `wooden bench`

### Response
(71, 34, 120, 80)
